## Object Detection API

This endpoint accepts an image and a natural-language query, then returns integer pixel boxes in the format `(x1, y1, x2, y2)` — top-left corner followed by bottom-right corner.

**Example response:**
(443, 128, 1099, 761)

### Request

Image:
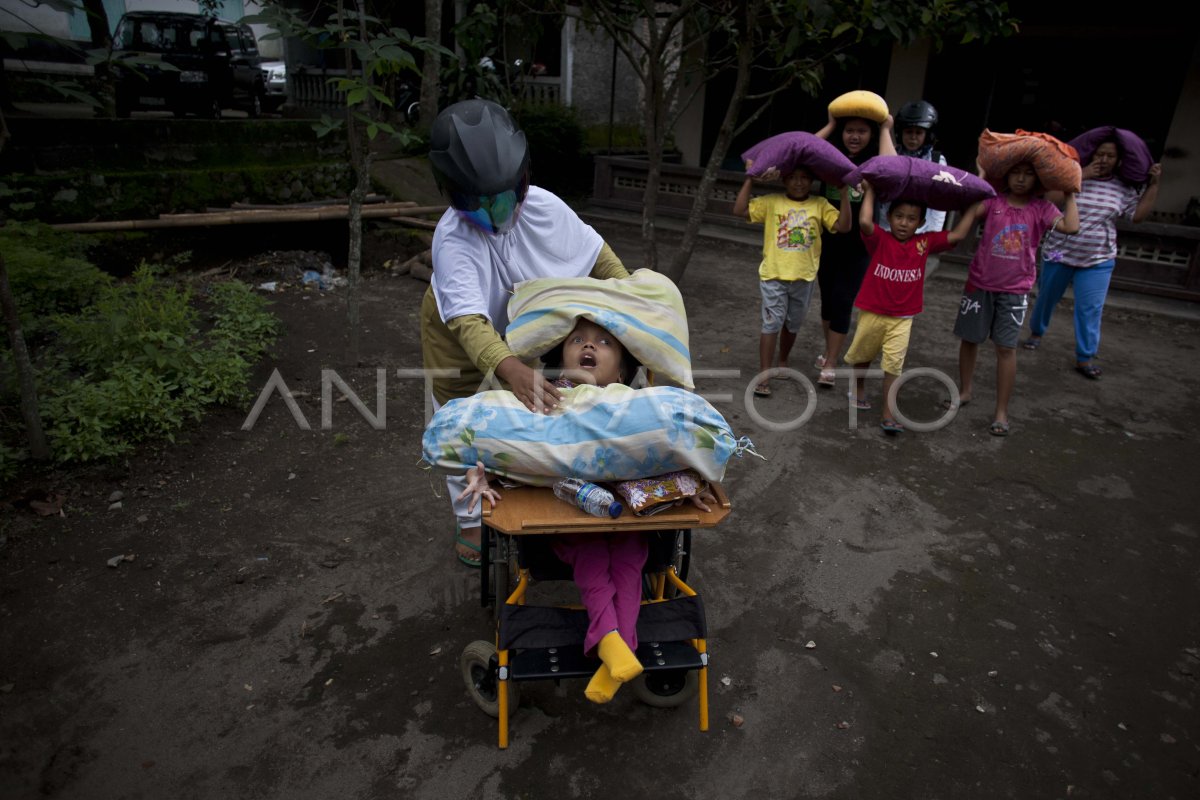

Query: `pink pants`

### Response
(551, 533, 648, 655)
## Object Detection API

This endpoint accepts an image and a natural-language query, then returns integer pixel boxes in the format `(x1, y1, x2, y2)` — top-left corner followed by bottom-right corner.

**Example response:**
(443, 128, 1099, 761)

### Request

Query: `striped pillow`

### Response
(505, 269, 693, 389)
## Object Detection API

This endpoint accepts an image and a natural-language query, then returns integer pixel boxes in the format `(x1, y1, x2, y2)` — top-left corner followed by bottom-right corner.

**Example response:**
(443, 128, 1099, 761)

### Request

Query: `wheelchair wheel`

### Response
(460, 640, 519, 718)
(630, 668, 699, 708)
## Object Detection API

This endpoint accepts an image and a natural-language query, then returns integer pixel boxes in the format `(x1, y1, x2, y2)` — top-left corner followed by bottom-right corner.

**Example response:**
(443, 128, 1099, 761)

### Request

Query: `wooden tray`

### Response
(481, 483, 731, 536)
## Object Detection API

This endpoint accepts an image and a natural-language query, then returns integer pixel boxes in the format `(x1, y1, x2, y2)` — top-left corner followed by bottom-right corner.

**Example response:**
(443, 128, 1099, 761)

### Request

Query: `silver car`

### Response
(260, 60, 286, 111)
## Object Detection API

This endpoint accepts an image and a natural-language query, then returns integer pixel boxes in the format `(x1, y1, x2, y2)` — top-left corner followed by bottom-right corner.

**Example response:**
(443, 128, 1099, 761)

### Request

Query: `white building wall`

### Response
(1160, 37, 1200, 220)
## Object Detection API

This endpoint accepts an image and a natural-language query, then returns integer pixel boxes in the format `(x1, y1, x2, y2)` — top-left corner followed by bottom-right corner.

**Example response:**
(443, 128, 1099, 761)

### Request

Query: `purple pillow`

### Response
(740, 132, 857, 187)
(1068, 126, 1154, 185)
(845, 155, 996, 211)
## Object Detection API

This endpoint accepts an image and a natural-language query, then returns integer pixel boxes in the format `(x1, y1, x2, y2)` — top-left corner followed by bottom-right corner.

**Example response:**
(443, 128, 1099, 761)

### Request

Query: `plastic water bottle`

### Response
(552, 477, 623, 518)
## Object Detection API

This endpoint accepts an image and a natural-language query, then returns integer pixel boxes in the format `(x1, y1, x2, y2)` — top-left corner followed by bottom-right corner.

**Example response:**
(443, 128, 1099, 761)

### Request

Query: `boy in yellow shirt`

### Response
(734, 164, 852, 396)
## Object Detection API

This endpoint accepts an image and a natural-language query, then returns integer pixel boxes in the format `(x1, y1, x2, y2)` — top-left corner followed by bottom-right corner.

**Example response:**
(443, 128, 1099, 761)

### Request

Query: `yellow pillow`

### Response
(828, 90, 888, 124)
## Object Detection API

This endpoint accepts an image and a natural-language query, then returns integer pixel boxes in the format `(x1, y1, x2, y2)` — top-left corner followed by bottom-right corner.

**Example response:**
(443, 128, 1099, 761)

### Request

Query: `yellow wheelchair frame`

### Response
(460, 483, 731, 748)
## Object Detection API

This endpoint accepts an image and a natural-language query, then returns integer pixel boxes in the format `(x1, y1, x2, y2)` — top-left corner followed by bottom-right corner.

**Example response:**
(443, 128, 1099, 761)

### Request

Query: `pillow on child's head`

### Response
(977, 129, 1082, 193)
(828, 90, 889, 124)
(505, 268, 693, 389)
(1068, 126, 1154, 185)
(845, 155, 996, 210)
(741, 132, 857, 187)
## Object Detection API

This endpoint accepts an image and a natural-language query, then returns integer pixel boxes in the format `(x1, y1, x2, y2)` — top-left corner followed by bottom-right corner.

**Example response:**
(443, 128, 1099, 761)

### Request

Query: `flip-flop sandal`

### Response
(989, 420, 1011, 437)
(753, 383, 772, 397)
(847, 393, 871, 410)
(1021, 338, 1042, 350)
(941, 398, 970, 411)
(814, 355, 827, 369)
(1074, 363, 1102, 380)
(455, 525, 482, 568)
(817, 369, 836, 387)
(880, 418, 905, 434)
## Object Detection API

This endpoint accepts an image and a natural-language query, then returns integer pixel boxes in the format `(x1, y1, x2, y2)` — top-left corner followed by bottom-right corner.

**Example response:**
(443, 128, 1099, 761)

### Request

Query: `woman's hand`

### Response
(1081, 161, 1104, 180)
(882, 113, 894, 131)
(1148, 163, 1162, 185)
(456, 461, 501, 513)
(496, 356, 562, 413)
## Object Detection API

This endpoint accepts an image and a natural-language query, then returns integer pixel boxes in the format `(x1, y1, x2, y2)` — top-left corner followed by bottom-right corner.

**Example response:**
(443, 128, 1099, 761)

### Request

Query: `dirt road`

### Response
(2, 221, 1198, 799)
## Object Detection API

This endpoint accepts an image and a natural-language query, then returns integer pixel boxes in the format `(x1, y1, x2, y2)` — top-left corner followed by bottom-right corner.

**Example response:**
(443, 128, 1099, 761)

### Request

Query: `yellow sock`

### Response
(597, 630, 643, 683)
(584, 664, 622, 704)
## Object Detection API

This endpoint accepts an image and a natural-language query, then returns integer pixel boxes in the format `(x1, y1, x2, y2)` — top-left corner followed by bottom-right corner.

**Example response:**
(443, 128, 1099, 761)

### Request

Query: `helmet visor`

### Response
(450, 173, 529, 235)
(453, 188, 523, 234)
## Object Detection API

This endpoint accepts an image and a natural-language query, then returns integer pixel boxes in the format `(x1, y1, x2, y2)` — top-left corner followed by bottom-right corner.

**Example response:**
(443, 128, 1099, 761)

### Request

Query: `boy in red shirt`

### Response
(844, 183, 977, 433)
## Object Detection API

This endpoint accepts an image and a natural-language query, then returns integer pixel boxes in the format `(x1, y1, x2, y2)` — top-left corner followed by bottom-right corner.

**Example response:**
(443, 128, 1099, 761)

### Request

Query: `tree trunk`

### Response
(663, 1, 759, 283)
(638, 18, 665, 272)
(0, 252, 50, 461)
(343, 0, 367, 366)
(80, 0, 115, 118)
(419, 0, 442, 135)
(346, 120, 369, 366)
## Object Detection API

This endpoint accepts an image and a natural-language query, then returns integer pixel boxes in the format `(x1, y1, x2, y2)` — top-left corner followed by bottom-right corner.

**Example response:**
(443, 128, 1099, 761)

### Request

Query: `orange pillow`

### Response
(828, 90, 889, 124)
(977, 129, 1082, 193)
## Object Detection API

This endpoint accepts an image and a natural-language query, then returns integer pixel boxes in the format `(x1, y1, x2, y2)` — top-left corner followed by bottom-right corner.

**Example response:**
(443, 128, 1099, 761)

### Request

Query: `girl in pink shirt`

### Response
(951, 162, 1078, 436)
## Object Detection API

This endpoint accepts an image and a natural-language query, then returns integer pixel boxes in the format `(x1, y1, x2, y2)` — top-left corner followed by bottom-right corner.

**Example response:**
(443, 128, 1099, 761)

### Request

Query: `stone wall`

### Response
(0, 117, 352, 223)
(567, 20, 641, 128)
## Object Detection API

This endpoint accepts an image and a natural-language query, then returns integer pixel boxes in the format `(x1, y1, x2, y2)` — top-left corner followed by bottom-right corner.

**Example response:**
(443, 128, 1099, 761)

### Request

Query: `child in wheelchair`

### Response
(456, 316, 717, 704)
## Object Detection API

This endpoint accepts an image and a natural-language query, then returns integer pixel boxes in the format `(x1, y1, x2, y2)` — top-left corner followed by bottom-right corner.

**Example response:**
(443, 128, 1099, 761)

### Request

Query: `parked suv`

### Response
(111, 11, 267, 118)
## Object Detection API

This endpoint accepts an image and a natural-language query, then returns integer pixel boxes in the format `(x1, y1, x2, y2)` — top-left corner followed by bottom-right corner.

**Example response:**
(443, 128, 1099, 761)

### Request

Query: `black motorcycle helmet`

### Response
(897, 100, 938, 131)
(430, 99, 531, 235)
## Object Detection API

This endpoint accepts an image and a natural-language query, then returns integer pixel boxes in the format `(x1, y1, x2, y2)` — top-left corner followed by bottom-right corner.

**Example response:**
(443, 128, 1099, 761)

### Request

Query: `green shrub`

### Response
(0, 222, 111, 335)
(0, 238, 278, 468)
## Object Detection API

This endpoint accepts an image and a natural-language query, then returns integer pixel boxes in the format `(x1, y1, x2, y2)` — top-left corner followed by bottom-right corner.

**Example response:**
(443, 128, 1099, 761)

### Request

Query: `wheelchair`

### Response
(460, 483, 731, 748)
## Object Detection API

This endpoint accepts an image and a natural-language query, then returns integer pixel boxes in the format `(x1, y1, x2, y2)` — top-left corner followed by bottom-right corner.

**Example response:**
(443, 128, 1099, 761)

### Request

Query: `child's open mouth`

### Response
(578, 353, 597, 369)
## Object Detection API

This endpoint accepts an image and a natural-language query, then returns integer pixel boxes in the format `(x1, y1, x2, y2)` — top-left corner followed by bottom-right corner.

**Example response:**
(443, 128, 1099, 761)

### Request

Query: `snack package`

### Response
(613, 470, 709, 516)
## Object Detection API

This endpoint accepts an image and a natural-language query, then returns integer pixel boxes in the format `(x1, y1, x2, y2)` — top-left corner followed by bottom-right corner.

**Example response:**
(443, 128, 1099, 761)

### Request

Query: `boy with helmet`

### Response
(419, 98, 630, 567)
(881, 100, 949, 235)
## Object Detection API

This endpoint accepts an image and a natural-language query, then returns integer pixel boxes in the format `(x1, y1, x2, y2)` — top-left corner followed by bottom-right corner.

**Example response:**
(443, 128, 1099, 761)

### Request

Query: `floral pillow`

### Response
(422, 383, 748, 486)
(845, 155, 995, 210)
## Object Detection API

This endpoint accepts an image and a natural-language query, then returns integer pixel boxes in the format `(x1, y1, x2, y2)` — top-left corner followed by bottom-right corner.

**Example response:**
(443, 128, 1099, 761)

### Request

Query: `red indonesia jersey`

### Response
(854, 228, 951, 317)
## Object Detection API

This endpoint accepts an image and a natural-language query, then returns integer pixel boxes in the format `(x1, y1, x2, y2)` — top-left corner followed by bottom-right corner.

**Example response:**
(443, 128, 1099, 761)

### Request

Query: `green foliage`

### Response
(247, 2, 450, 142)
(0, 236, 278, 466)
(0, 441, 26, 484)
(517, 104, 591, 198)
(0, 222, 112, 335)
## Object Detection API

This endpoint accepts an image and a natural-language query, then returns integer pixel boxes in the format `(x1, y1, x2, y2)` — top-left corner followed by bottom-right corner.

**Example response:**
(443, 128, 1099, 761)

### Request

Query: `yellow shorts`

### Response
(843, 310, 913, 375)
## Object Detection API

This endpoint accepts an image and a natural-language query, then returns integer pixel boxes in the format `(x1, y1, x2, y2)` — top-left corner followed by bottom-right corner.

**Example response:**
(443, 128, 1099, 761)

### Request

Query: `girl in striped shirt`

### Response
(1023, 138, 1162, 379)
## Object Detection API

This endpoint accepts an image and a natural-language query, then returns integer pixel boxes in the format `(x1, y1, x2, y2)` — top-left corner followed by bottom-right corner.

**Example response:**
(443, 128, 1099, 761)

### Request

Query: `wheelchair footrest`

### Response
(498, 595, 706, 651)
(509, 640, 703, 682)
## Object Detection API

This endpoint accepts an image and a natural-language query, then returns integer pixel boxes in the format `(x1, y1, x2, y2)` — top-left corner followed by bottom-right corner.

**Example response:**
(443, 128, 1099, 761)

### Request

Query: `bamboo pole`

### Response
(51, 204, 447, 232)
(387, 216, 439, 230)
